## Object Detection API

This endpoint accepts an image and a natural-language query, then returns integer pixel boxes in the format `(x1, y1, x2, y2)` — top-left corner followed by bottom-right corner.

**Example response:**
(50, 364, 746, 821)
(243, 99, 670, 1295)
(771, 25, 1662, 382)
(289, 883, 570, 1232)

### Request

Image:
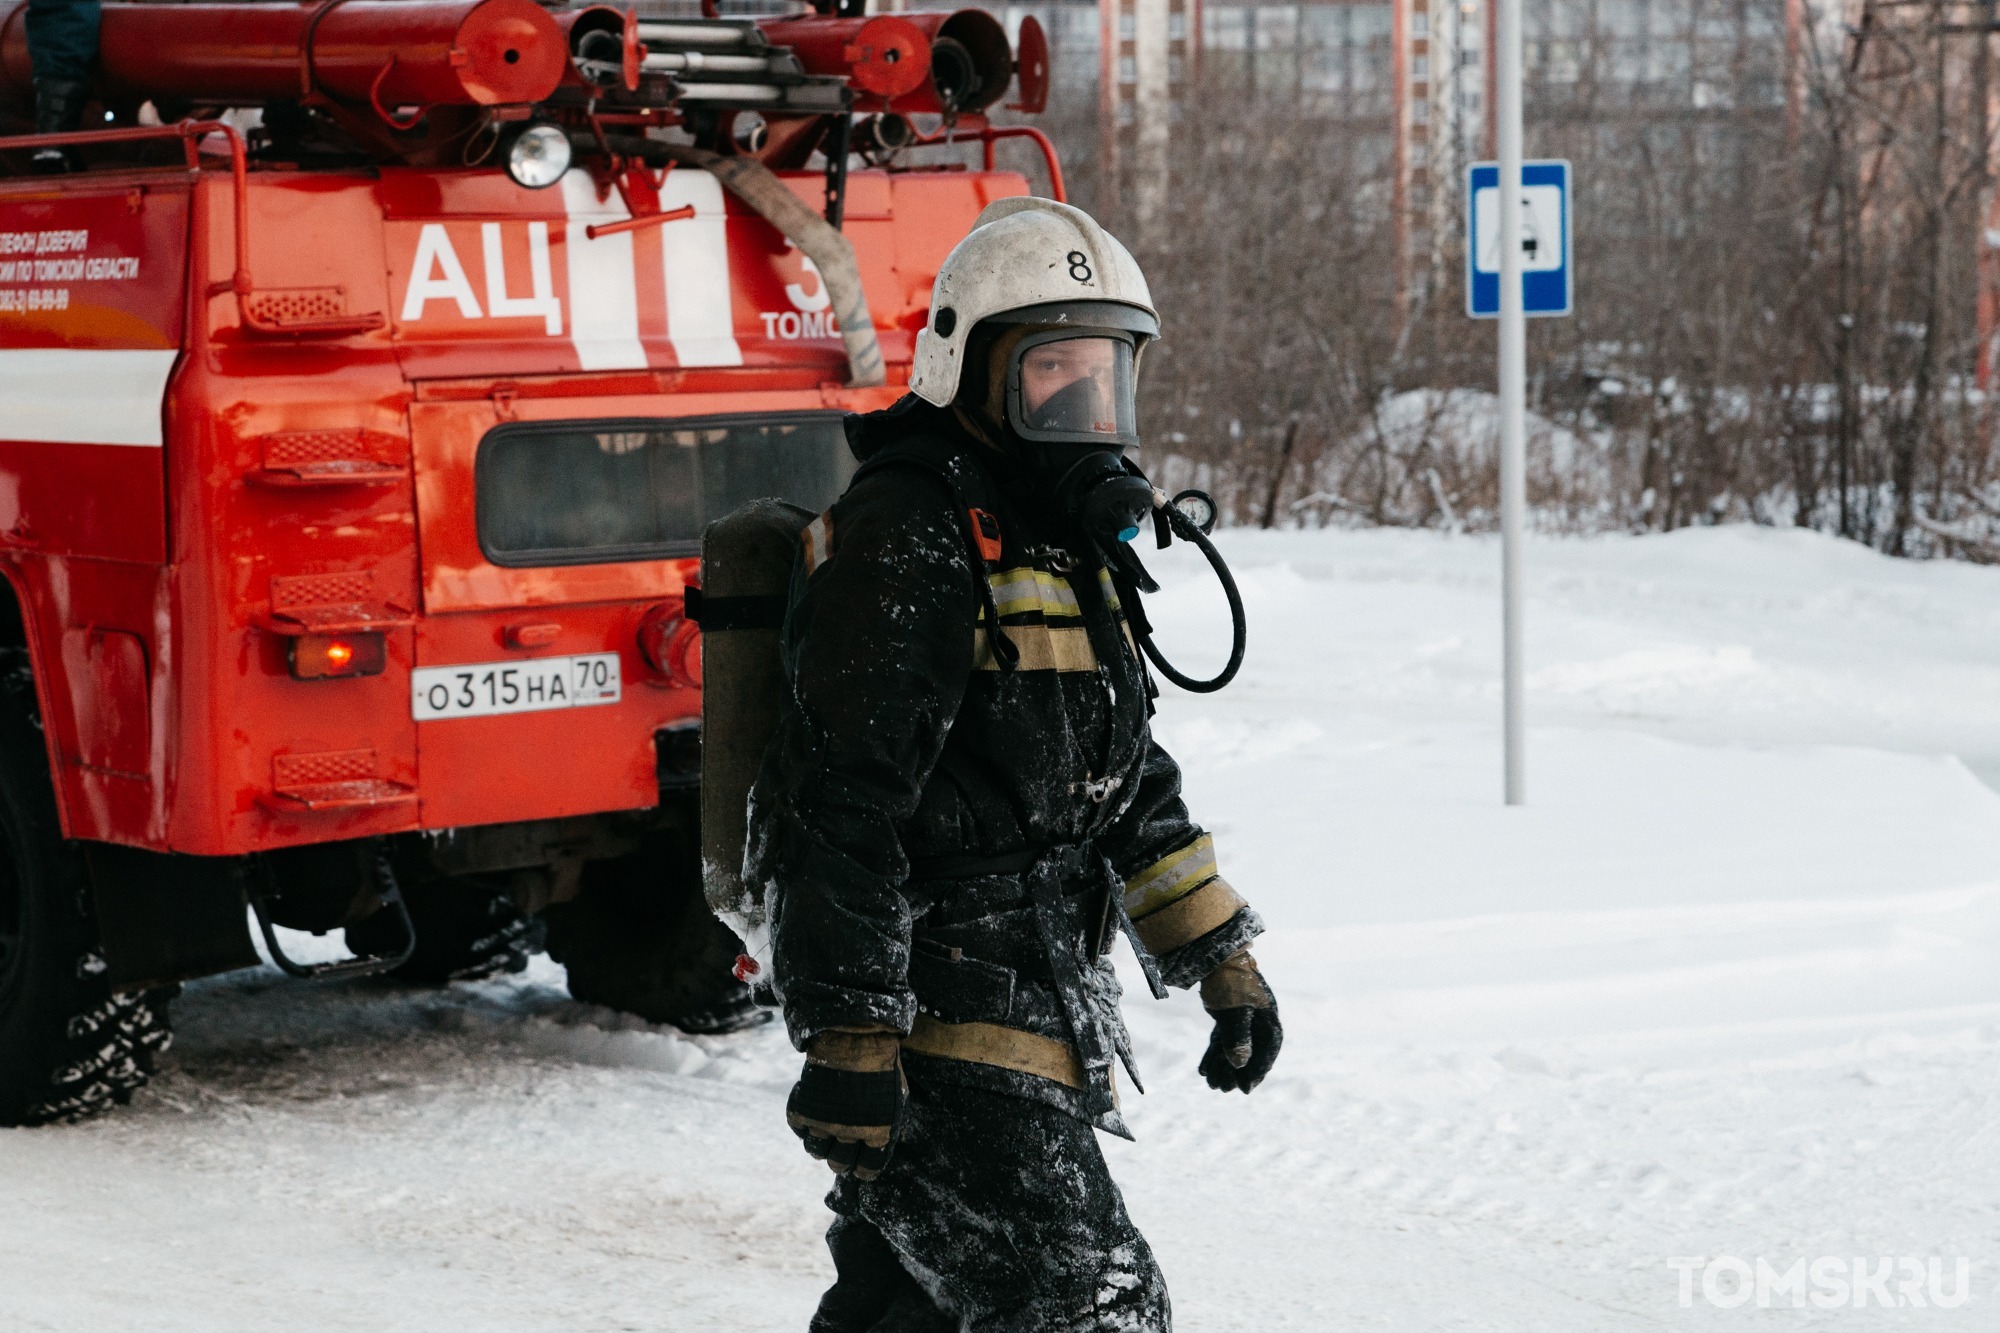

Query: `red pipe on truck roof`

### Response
(759, 8, 1014, 115)
(0, 0, 568, 110)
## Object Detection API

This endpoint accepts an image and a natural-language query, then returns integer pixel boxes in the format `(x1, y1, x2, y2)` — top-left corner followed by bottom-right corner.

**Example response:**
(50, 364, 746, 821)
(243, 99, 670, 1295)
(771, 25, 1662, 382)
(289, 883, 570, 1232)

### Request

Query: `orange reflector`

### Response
(289, 632, 387, 680)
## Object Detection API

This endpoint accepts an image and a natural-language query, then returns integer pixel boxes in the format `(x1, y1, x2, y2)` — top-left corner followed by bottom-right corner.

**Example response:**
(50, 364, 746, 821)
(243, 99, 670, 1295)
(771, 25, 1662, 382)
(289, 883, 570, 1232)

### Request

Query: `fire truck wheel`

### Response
(0, 655, 173, 1127)
(347, 876, 544, 984)
(543, 835, 770, 1035)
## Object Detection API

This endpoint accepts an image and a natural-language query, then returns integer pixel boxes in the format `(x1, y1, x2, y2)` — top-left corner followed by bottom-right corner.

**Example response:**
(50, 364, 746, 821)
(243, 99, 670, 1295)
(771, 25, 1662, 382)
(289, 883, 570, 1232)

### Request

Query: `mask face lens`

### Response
(1009, 334, 1136, 444)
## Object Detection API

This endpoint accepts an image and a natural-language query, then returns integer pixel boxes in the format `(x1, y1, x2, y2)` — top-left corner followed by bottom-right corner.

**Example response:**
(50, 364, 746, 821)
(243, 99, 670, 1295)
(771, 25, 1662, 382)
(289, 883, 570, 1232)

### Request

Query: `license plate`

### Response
(412, 652, 621, 721)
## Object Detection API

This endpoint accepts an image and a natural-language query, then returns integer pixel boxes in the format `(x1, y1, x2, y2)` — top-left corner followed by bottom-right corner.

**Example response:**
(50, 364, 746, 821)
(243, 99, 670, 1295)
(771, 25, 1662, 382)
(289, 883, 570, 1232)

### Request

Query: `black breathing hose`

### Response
(1133, 501, 1247, 694)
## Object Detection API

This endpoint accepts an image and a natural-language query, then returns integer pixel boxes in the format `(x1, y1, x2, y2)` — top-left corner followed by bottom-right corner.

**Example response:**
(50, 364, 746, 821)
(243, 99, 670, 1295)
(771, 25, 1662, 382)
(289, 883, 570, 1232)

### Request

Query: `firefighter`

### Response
(745, 196, 1283, 1331)
(24, 0, 99, 171)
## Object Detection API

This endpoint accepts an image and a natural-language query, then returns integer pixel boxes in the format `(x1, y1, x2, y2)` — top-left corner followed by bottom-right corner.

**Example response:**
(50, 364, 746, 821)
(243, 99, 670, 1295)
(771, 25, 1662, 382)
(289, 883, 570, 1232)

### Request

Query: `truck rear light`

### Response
(289, 632, 387, 680)
(637, 601, 701, 688)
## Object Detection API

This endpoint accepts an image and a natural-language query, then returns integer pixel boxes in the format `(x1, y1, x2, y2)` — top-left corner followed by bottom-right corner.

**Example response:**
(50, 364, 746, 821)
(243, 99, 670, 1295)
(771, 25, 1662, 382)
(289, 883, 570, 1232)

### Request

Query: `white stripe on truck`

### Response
(561, 167, 745, 372)
(560, 170, 648, 372)
(0, 347, 177, 447)
(659, 168, 743, 369)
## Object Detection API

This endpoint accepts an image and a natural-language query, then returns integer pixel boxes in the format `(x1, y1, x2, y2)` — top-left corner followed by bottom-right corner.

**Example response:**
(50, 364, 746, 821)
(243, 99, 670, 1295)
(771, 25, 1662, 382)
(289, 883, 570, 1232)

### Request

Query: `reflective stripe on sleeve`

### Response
(1130, 876, 1248, 956)
(1121, 834, 1220, 919)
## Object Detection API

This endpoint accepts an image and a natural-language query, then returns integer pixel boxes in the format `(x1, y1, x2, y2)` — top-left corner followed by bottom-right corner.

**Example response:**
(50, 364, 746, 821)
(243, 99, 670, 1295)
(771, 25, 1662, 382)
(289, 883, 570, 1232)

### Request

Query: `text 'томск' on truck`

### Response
(0, 0, 1059, 1124)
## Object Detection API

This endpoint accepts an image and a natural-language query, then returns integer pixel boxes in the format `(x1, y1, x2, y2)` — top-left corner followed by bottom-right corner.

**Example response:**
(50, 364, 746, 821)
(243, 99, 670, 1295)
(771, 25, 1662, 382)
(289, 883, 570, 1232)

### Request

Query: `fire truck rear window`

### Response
(476, 415, 854, 566)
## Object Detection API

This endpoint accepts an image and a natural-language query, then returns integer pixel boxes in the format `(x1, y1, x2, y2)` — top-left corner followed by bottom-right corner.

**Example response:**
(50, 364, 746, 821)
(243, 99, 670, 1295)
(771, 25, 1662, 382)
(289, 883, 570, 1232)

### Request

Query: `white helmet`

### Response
(910, 197, 1158, 408)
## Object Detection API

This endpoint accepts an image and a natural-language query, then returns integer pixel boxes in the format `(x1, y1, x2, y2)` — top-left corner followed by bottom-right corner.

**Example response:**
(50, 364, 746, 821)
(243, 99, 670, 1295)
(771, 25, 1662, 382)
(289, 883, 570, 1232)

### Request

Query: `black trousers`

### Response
(25, 0, 98, 85)
(809, 1075, 1170, 1333)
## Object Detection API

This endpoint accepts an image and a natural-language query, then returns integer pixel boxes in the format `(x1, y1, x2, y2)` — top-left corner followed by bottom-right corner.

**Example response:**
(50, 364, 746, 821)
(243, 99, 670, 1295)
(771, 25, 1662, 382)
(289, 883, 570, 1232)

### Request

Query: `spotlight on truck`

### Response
(505, 123, 572, 189)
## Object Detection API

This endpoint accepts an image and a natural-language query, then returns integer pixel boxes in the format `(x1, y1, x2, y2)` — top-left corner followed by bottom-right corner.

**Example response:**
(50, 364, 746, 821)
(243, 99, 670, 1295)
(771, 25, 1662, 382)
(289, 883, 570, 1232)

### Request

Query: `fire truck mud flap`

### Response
(83, 846, 260, 993)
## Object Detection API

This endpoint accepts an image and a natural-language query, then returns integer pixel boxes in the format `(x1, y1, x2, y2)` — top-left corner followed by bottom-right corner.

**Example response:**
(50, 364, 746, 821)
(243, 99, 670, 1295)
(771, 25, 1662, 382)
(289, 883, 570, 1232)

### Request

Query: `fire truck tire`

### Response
(347, 876, 544, 983)
(0, 654, 173, 1127)
(543, 836, 769, 1035)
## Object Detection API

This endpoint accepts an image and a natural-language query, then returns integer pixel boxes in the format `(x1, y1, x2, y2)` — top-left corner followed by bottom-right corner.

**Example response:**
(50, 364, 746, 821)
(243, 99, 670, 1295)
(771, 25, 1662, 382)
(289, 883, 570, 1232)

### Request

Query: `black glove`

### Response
(1197, 951, 1282, 1093)
(786, 1029, 906, 1180)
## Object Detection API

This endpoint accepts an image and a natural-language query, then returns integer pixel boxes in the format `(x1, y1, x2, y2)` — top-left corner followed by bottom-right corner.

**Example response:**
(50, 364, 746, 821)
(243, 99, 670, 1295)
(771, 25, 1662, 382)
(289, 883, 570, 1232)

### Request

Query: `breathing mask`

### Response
(972, 302, 1158, 547)
(1049, 447, 1155, 547)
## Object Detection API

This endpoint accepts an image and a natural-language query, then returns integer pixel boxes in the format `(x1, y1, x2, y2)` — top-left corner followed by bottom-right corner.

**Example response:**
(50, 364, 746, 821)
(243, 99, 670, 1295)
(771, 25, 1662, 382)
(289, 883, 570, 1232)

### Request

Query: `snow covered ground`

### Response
(9, 525, 2000, 1329)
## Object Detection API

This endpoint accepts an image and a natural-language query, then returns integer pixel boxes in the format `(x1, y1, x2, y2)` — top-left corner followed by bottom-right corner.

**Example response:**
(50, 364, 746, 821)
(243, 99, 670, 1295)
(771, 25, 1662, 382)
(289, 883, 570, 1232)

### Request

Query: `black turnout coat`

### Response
(745, 396, 1261, 1132)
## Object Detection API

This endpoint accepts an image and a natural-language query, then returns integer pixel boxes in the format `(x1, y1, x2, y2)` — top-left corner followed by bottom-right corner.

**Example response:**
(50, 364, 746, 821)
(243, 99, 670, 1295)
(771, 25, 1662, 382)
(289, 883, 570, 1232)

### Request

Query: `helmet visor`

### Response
(1005, 331, 1139, 447)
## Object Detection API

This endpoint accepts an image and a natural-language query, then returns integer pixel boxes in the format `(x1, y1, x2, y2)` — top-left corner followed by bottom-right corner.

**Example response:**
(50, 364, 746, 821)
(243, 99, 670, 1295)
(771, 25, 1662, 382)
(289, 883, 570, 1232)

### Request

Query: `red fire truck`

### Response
(0, 0, 1060, 1124)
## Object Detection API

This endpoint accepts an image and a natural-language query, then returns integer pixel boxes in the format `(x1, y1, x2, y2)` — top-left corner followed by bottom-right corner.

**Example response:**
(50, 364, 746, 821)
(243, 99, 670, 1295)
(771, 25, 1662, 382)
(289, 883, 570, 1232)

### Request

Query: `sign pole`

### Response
(1497, 0, 1526, 805)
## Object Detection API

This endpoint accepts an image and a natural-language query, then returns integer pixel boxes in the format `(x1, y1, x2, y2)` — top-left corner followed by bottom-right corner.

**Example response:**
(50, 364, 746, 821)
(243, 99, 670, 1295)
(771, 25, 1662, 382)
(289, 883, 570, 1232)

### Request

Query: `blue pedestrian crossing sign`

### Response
(1466, 160, 1572, 319)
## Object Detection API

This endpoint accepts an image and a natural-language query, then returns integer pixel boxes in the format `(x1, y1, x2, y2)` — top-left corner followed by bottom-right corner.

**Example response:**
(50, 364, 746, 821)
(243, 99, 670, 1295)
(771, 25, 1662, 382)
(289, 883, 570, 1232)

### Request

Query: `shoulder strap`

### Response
(854, 435, 1020, 674)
